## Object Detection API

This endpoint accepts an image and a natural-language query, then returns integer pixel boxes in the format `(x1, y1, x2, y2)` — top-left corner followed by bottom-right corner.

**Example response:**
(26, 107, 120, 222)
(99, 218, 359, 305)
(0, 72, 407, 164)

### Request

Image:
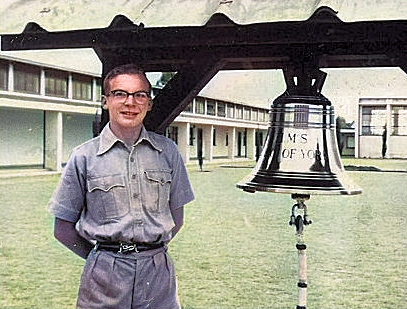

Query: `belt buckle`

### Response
(119, 243, 139, 254)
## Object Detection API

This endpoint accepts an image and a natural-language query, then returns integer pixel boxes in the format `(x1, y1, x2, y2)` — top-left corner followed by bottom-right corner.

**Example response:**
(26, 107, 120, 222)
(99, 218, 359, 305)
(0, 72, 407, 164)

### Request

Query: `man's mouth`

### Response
(121, 111, 137, 116)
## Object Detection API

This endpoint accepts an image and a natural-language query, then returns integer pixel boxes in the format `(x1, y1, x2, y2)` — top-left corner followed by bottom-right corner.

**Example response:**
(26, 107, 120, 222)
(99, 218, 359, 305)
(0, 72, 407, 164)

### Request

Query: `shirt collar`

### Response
(97, 124, 162, 155)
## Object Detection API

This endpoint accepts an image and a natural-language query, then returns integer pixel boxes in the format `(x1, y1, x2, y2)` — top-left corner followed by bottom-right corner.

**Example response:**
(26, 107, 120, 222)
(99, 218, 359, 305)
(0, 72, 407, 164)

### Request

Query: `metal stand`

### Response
(289, 194, 312, 309)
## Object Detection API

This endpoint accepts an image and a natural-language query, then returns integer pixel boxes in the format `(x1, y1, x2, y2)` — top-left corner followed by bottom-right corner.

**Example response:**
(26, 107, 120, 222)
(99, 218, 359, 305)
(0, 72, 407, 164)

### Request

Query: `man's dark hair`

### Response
(103, 64, 151, 95)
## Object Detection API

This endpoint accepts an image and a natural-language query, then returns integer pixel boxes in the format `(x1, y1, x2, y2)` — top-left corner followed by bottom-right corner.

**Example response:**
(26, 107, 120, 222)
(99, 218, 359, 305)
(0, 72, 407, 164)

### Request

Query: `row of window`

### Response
(183, 97, 269, 122)
(3, 61, 269, 123)
(361, 105, 407, 136)
(165, 126, 265, 149)
(0, 61, 101, 101)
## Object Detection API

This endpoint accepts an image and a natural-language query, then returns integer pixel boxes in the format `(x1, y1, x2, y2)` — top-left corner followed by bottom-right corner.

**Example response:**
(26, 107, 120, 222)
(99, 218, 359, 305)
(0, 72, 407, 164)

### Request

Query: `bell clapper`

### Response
(289, 193, 311, 309)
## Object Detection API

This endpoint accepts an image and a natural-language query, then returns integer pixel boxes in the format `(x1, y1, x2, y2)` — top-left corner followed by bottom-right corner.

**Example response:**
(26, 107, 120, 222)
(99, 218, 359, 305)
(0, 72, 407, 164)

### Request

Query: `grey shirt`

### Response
(48, 125, 194, 244)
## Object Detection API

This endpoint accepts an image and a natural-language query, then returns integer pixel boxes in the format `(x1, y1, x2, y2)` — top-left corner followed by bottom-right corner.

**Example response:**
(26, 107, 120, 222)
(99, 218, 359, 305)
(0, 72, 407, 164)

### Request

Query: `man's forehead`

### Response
(109, 73, 150, 87)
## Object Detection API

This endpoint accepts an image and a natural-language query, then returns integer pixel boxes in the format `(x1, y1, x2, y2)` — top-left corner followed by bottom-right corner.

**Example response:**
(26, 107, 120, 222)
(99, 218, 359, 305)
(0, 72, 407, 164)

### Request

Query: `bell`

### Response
(237, 68, 362, 195)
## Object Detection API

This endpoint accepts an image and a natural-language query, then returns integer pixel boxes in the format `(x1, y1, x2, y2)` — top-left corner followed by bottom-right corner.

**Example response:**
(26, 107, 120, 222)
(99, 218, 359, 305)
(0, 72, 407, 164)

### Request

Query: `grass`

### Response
(1, 159, 406, 308)
(0, 175, 83, 309)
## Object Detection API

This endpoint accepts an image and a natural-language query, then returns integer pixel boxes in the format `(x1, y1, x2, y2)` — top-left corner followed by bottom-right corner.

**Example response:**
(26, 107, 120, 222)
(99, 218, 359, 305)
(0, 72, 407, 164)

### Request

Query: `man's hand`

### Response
(54, 218, 94, 259)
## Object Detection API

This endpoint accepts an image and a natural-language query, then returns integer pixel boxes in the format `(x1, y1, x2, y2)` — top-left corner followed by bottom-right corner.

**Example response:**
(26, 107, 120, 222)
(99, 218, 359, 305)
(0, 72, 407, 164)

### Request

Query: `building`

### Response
(358, 98, 407, 158)
(0, 53, 101, 171)
(163, 95, 269, 165)
(0, 53, 270, 171)
(339, 122, 356, 157)
(2, 51, 407, 171)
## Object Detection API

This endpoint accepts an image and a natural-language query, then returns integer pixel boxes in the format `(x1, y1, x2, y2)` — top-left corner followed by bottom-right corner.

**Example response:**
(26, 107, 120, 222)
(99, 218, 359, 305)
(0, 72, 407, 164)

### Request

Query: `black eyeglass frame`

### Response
(107, 90, 151, 104)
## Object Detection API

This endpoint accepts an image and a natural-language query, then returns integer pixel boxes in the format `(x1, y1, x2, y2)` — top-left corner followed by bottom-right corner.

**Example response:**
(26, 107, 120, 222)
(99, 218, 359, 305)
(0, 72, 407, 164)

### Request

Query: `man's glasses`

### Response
(108, 90, 151, 104)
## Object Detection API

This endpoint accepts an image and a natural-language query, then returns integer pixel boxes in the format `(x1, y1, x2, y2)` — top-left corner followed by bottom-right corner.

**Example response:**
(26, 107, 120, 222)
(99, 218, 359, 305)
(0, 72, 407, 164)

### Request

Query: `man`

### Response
(48, 64, 195, 309)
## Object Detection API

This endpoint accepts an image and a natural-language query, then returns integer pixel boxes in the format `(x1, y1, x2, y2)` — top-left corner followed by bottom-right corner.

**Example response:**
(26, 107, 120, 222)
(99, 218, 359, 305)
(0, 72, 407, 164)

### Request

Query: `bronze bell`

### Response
(237, 69, 362, 195)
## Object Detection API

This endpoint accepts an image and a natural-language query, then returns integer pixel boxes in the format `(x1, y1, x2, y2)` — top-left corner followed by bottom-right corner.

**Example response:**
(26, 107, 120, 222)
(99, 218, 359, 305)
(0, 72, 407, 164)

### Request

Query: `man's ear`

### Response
(147, 100, 153, 111)
(101, 96, 108, 110)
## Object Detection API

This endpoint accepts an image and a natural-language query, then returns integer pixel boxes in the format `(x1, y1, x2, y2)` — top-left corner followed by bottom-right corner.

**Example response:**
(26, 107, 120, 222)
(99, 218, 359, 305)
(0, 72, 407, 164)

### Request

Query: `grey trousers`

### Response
(77, 246, 180, 309)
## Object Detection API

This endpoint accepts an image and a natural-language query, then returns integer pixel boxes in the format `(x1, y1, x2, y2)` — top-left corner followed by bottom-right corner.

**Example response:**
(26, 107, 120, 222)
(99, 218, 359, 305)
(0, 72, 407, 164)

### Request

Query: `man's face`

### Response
(105, 73, 152, 135)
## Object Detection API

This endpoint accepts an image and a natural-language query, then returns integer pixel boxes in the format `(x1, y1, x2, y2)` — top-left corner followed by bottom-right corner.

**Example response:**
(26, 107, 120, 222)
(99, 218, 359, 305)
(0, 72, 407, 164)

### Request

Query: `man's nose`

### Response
(124, 94, 137, 104)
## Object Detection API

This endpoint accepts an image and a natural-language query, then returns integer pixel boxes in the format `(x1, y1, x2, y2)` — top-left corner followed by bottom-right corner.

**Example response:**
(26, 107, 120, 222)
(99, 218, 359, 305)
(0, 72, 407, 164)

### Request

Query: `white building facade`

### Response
(0, 55, 270, 171)
(0, 55, 101, 171)
(164, 96, 269, 165)
(2, 53, 406, 171)
(358, 98, 407, 158)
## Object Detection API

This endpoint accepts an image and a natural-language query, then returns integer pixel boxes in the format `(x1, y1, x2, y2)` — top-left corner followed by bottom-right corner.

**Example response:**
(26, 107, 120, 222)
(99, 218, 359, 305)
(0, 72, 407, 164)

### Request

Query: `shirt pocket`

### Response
(141, 170, 172, 214)
(87, 175, 129, 222)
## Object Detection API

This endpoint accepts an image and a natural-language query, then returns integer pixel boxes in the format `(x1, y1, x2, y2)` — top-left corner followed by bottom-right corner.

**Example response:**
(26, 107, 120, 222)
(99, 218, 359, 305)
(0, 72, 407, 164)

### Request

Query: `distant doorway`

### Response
(197, 128, 203, 170)
(237, 131, 242, 157)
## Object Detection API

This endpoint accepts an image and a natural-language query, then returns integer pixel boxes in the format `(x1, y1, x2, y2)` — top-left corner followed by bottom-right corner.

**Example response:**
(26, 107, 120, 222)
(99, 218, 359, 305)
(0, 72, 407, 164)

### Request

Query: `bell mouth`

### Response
(237, 170, 362, 195)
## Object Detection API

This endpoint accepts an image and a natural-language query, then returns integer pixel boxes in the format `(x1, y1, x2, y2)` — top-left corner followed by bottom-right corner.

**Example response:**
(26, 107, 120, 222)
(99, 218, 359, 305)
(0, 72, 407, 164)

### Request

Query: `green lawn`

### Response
(1, 159, 406, 308)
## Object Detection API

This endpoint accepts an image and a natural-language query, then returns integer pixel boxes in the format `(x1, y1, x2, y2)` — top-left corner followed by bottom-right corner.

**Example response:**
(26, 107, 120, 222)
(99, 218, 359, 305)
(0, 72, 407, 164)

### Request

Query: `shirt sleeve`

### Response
(47, 151, 87, 223)
(169, 145, 195, 210)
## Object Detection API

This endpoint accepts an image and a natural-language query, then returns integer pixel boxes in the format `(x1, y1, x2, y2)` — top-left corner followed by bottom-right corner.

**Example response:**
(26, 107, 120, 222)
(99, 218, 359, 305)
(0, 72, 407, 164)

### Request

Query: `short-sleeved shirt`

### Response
(48, 125, 195, 244)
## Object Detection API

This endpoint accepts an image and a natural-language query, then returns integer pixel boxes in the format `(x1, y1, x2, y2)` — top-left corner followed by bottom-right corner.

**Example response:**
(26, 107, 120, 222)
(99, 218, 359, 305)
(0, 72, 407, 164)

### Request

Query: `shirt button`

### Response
(133, 193, 139, 199)
(130, 157, 135, 162)
(131, 174, 136, 180)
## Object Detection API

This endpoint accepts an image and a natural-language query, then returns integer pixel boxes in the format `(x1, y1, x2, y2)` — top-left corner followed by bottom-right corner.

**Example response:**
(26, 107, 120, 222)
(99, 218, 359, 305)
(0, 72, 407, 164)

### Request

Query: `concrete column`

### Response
(204, 125, 213, 162)
(246, 128, 256, 160)
(40, 69, 46, 95)
(355, 104, 361, 158)
(8, 63, 14, 91)
(68, 74, 73, 99)
(44, 111, 63, 172)
(192, 98, 196, 114)
(385, 100, 392, 158)
(92, 78, 98, 102)
(228, 127, 236, 160)
(177, 122, 190, 163)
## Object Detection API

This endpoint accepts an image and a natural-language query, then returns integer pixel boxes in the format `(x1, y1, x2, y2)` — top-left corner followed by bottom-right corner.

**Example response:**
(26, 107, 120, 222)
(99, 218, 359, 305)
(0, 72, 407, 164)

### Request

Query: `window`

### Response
(165, 126, 178, 144)
(217, 102, 226, 117)
(361, 106, 386, 135)
(45, 69, 68, 97)
(195, 98, 204, 114)
(227, 104, 234, 118)
(207, 99, 215, 116)
(0, 63, 8, 90)
(259, 110, 265, 122)
(251, 109, 258, 121)
(236, 106, 243, 119)
(392, 105, 407, 135)
(0, 62, 8, 90)
(95, 79, 102, 102)
(14, 63, 40, 94)
(244, 108, 250, 120)
(184, 102, 193, 113)
(189, 126, 195, 145)
(72, 74, 92, 101)
(213, 128, 216, 146)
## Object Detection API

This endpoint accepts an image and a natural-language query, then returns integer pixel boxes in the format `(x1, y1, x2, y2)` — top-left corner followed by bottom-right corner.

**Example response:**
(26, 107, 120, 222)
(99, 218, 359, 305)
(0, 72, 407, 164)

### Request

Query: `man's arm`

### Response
(170, 206, 184, 238)
(54, 218, 94, 259)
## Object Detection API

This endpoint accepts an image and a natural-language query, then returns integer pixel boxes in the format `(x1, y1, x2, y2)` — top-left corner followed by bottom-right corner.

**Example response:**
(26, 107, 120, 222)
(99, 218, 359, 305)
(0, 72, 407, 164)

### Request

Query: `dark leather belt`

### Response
(96, 242, 164, 254)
